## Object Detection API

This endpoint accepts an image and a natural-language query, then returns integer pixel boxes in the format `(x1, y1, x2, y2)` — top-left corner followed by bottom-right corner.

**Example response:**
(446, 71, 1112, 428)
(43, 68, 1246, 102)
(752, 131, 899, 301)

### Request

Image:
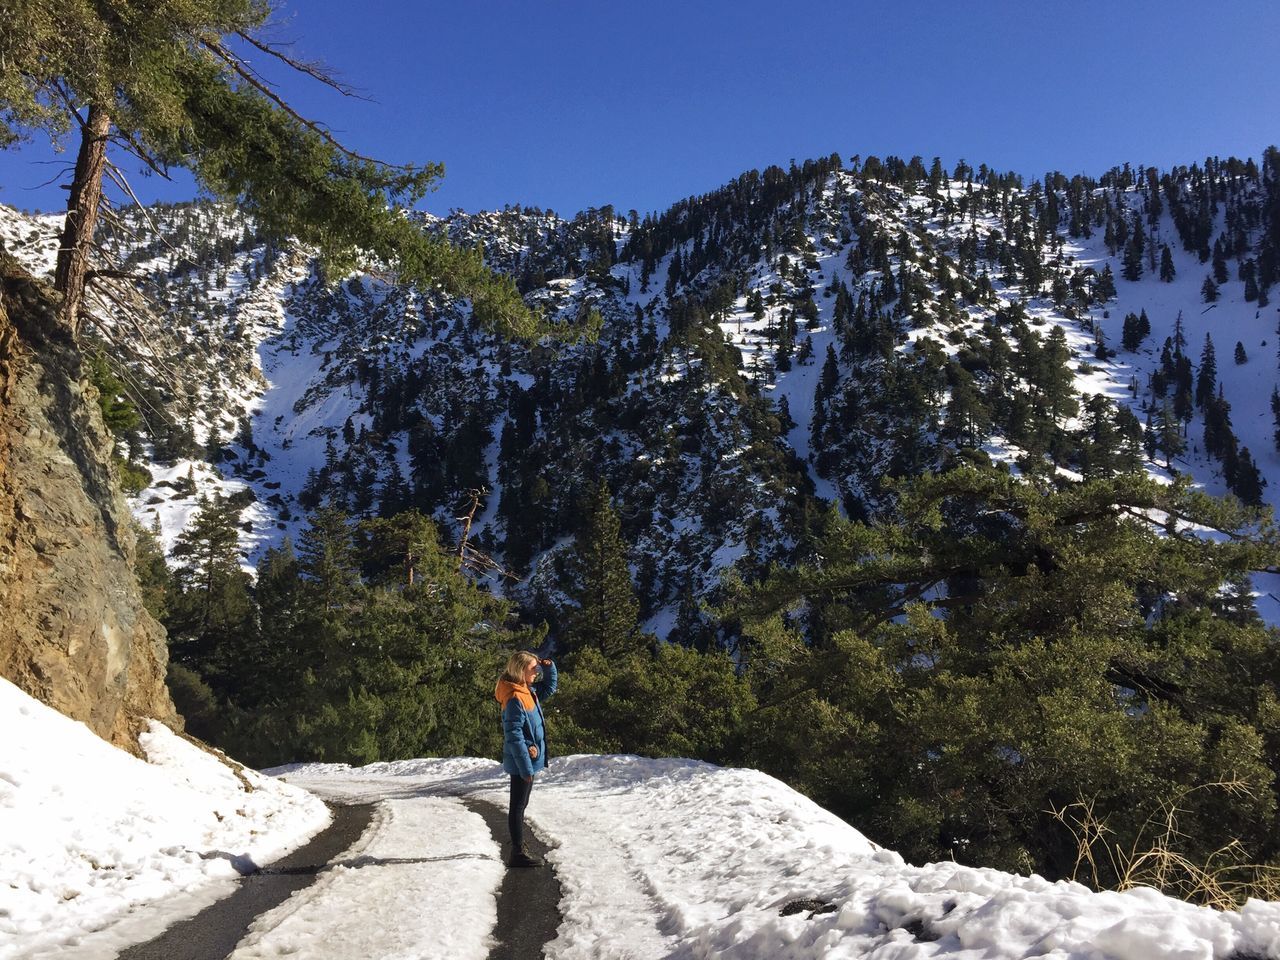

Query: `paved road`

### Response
(116, 796, 564, 960)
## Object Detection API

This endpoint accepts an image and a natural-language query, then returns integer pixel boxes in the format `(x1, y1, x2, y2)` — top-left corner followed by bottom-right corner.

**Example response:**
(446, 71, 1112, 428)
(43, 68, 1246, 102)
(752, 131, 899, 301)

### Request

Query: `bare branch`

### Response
(200, 37, 393, 167)
(85, 268, 150, 282)
(107, 129, 173, 181)
(102, 161, 188, 266)
(233, 31, 374, 102)
(86, 340, 170, 435)
(80, 227, 190, 394)
(23, 161, 77, 191)
(49, 80, 89, 133)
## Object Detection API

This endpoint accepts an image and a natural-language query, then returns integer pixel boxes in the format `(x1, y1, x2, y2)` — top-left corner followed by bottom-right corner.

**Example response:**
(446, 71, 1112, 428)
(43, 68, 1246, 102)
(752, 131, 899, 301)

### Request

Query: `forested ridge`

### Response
(4, 146, 1280, 897)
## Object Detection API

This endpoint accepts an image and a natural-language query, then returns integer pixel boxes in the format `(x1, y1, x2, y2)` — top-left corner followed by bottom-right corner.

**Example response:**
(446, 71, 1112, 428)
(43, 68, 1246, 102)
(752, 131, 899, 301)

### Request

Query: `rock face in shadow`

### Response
(0, 250, 176, 753)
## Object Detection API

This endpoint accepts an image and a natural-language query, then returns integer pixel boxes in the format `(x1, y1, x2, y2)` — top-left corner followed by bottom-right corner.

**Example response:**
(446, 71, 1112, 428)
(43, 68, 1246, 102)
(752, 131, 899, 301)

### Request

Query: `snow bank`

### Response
(0, 678, 329, 959)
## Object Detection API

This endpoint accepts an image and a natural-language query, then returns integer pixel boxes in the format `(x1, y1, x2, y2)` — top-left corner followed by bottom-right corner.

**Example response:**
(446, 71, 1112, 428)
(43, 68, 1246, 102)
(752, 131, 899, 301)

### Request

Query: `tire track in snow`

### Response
(118, 802, 375, 960)
(462, 797, 564, 960)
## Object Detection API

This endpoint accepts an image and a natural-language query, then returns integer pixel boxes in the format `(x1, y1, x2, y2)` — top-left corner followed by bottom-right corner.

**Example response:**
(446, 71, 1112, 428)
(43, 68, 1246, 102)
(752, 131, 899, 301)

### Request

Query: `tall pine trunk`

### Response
(54, 104, 111, 339)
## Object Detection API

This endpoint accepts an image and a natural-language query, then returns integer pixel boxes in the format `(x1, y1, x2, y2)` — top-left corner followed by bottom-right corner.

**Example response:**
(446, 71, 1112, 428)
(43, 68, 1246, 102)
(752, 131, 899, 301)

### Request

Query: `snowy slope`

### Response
(1056, 202, 1280, 619)
(1, 155, 1277, 628)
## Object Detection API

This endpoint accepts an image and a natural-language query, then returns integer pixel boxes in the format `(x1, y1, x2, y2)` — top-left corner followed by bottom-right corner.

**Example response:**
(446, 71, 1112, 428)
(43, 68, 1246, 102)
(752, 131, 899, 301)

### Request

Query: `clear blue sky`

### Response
(2, 0, 1277, 218)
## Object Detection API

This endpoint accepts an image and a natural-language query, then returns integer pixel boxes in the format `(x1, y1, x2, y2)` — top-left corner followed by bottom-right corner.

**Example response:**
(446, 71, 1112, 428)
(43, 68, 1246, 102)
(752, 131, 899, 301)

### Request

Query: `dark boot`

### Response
(508, 848, 542, 868)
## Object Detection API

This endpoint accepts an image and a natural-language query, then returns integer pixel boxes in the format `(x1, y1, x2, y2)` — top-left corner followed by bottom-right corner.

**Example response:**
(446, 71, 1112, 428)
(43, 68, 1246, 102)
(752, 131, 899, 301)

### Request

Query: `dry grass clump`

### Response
(1048, 781, 1280, 909)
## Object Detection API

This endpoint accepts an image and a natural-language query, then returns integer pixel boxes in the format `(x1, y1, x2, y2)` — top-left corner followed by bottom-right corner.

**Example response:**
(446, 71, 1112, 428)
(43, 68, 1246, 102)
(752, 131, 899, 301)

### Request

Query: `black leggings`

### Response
(509, 775, 533, 850)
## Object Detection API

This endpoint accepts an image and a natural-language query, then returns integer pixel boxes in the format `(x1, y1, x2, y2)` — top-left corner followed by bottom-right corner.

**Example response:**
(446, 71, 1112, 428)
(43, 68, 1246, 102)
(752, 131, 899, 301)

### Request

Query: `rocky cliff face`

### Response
(0, 252, 176, 754)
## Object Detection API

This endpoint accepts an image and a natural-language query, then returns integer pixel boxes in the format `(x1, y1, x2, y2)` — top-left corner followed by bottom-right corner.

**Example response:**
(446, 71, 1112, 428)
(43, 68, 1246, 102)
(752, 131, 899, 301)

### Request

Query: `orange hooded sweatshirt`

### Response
(494, 679, 535, 711)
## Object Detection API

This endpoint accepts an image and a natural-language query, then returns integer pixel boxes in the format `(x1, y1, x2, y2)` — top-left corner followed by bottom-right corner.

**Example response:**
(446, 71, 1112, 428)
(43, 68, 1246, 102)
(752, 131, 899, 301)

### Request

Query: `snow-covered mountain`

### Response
(7, 674, 1280, 960)
(2, 149, 1278, 630)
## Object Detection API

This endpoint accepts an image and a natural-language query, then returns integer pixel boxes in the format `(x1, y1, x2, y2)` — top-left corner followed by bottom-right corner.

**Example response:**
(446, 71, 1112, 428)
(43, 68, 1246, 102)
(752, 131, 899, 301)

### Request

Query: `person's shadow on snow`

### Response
(260, 853, 496, 876)
(200, 851, 260, 876)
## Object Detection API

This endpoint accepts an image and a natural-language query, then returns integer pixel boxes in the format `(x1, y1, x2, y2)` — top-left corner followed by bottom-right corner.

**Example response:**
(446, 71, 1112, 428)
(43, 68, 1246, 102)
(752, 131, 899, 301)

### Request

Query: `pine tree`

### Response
(1039, 326, 1079, 422)
(257, 538, 304, 654)
(1272, 387, 1280, 453)
(776, 394, 796, 432)
(297, 506, 362, 611)
(563, 480, 642, 660)
(1093, 320, 1111, 360)
(1078, 394, 1119, 478)
(1235, 341, 1248, 365)
(86, 350, 140, 439)
(810, 382, 828, 460)
(928, 156, 946, 197)
(666, 248, 684, 296)
(1222, 438, 1240, 490)
(1122, 220, 1145, 281)
(358, 510, 441, 589)
(671, 588, 714, 651)
(1113, 405, 1146, 472)
(820, 344, 840, 395)
(1155, 399, 1185, 469)
(1143, 407, 1158, 459)
(1121, 312, 1145, 352)
(1242, 258, 1258, 288)
(1203, 390, 1235, 460)
(775, 316, 794, 371)
(1195, 334, 1217, 409)
(736, 465, 1280, 878)
(1172, 351, 1195, 425)
(748, 289, 766, 327)
(796, 336, 814, 365)
(132, 518, 170, 623)
(1159, 244, 1176, 282)
(1095, 264, 1117, 301)
(379, 458, 412, 517)
(1232, 447, 1266, 505)
(240, 511, 517, 767)
(167, 492, 255, 696)
(1202, 275, 1219, 302)
(944, 368, 990, 448)
(1214, 247, 1230, 284)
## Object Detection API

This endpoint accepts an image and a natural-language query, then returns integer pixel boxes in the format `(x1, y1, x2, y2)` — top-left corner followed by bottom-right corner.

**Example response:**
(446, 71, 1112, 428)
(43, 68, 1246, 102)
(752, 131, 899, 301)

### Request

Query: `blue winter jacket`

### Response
(495, 660, 557, 778)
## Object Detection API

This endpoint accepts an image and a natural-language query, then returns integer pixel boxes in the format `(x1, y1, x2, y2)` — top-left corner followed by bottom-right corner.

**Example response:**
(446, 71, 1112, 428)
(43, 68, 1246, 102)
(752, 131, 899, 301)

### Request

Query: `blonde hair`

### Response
(501, 651, 539, 684)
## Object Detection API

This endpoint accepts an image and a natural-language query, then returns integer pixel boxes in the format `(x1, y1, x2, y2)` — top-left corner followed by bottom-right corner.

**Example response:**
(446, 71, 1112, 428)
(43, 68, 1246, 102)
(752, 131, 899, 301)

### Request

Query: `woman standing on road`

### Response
(495, 651, 557, 868)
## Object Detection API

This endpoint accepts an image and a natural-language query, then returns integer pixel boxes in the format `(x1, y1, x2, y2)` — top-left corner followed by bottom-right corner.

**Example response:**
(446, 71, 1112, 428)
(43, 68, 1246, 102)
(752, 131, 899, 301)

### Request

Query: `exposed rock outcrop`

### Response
(0, 250, 176, 753)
